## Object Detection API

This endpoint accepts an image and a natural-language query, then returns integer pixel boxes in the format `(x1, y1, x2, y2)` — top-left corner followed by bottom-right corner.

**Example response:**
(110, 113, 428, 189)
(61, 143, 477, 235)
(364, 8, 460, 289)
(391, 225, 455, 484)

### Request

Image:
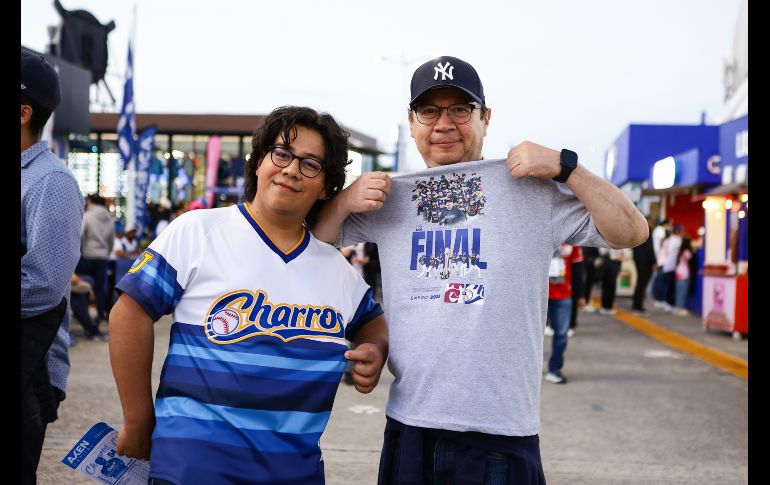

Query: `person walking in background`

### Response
(674, 236, 694, 316)
(568, 246, 586, 335)
(111, 224, 141, 260)
(653, 229, 670, 308)
(77, 193, 115, 324)
(21, 49, 84, 485)
(544, 246, 585, 337)
(545, 244, 582, 384)
(652, 219, 672, 309)
(651, 218, 671, 260)
(581, 245, 601, 312)
(598, 247, 624, 315)
(660, 224, 684, 312)
(69, 273, 107, 341)
(632, 216, 656, 315)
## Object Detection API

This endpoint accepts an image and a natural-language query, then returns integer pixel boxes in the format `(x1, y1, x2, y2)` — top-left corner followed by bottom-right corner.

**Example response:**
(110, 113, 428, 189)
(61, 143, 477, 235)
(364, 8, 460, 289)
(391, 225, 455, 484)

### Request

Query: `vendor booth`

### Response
(605, 124, 720, 307)
(701, 115, 748, 339)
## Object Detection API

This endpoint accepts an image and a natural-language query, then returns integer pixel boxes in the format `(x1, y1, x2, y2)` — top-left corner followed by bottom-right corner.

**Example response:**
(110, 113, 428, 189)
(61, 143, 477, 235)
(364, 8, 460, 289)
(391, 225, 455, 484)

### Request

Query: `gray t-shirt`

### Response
(339, 158, 609, 436)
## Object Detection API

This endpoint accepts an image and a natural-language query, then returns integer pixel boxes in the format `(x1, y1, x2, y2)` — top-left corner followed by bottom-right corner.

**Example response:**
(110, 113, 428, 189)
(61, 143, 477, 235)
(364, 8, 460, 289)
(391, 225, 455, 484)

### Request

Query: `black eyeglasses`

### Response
(268, 146, 324, 178)
(411, 102, 482, 125)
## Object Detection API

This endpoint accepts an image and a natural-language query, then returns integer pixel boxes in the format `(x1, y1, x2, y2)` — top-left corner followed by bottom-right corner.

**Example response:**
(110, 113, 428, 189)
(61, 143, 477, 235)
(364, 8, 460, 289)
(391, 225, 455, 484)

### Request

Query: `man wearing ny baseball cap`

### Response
(313, 55, 647, 483)
(21, 48, 84, 485)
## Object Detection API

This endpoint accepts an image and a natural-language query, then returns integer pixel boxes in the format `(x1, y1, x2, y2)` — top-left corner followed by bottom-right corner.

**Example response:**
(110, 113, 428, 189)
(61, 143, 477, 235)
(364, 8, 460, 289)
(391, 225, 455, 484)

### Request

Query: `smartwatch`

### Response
(553, 149, 578, 183)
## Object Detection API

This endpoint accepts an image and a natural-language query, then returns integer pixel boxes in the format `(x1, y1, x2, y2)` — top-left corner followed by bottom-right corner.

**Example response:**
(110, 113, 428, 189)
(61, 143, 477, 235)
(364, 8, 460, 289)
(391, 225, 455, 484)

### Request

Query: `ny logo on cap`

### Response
(434, 61, 454, 81)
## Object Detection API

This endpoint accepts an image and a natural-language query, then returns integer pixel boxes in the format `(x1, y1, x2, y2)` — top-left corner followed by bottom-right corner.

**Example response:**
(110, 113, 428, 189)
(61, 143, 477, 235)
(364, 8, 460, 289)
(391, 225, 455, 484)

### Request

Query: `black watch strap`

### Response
(553, 149, 578, 183)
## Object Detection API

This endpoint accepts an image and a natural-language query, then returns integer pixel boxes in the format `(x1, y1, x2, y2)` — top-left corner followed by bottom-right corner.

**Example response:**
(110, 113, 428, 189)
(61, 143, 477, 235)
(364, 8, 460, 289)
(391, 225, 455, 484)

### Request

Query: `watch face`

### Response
(561, 149, 578, 168)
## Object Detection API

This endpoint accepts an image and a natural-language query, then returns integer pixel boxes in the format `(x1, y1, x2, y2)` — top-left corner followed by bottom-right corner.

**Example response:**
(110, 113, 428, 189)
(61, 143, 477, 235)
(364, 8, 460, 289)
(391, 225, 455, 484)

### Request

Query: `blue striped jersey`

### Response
(116, 204, 383, 484)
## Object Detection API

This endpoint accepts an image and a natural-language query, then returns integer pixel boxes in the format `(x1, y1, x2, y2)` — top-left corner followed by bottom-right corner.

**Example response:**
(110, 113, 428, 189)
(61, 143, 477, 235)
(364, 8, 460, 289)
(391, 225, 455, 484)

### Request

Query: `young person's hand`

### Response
(116, 416, 155, 460)
(345, 343, 386, 394)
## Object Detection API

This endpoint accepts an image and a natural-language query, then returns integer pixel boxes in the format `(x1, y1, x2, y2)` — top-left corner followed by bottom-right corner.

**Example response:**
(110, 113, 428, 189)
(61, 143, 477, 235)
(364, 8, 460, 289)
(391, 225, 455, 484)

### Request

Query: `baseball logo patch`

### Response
(210, 308, 241, 336)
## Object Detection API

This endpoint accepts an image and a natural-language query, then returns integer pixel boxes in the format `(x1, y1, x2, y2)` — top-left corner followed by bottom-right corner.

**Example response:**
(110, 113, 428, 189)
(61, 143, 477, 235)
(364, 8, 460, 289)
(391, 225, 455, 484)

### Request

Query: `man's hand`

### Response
(507, 141, 561, 180)
(310, 171, 390, 244)
(340, 172, 392, 213)
(116, 417, 155, 460)
(344, 343, 386, 394)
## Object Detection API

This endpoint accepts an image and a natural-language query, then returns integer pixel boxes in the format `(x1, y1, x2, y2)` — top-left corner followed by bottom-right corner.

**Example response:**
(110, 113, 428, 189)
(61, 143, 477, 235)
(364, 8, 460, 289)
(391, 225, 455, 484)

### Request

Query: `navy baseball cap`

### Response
(21, 50, 61, 112)
(410, 56, 485, 107)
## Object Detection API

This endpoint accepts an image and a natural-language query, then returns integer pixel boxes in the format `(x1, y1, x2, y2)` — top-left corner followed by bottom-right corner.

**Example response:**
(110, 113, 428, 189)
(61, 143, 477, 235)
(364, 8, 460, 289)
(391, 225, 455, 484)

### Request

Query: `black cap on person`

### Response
(21, 49, 61, 111)
(410, 56, 485, 107)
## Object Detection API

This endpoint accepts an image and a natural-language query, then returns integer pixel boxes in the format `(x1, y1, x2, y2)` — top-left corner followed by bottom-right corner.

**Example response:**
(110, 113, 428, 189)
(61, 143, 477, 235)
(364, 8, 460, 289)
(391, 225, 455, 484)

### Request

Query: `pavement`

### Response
(38, 296, 748, 484)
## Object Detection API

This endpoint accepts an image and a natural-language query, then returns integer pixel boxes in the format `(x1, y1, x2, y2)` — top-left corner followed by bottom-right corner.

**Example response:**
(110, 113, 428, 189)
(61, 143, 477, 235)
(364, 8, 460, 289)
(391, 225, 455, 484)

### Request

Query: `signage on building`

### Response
(706, 154, 722, 175)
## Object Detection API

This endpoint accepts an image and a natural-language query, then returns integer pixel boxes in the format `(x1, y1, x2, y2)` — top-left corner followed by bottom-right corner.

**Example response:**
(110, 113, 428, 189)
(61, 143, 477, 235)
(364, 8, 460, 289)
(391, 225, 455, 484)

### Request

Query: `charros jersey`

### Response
(116, 204, 382, 484)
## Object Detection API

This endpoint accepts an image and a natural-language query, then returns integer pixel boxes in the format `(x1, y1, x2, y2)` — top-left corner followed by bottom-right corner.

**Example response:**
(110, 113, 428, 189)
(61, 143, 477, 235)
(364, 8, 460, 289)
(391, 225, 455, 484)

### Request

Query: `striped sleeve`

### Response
(344, 287, 383, 341)
(115, 216, 199, 321)
(116, 248, 184, 321)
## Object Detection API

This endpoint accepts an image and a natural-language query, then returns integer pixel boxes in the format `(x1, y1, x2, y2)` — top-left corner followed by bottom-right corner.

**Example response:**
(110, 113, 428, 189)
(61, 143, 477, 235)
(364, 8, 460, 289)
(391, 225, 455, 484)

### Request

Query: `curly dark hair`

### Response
(243, 106, 350, 226)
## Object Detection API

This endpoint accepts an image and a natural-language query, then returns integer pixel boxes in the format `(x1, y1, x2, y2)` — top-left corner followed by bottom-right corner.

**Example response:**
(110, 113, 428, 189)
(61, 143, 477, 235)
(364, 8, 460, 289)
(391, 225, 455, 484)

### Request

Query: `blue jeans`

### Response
(675, 278, 689, 309)
(547, 298, 573, 373)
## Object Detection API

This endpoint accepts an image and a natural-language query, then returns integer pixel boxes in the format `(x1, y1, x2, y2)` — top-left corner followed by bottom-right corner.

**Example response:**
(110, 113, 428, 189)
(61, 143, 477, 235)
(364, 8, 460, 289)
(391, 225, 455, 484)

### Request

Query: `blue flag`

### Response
(117, 43, 135, 170)
(134, 125, 157, 240)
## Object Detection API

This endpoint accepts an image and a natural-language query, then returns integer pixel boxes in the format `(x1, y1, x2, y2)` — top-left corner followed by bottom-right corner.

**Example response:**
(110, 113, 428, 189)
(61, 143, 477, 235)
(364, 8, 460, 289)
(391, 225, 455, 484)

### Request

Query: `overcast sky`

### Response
(21, 0, 742, 176)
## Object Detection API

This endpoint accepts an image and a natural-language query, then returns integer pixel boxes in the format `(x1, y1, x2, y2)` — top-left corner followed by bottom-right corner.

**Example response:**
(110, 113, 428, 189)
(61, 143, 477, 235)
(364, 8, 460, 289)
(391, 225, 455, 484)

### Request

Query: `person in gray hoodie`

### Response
(76, 194, 115, 325)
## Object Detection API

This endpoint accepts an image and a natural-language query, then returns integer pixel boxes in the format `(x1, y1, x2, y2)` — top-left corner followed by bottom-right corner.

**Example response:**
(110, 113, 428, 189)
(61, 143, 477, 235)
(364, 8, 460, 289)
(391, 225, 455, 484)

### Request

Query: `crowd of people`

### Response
(558, 217, 701, 319)
(67, 198, 201, 346)
(411, 172, 487, 224)
(541, 216, 700, 384)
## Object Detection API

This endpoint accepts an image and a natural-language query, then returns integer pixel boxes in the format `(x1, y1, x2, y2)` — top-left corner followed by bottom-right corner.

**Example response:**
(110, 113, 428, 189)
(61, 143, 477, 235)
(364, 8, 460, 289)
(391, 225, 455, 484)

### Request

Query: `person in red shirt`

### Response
(545, 244, 584, 384)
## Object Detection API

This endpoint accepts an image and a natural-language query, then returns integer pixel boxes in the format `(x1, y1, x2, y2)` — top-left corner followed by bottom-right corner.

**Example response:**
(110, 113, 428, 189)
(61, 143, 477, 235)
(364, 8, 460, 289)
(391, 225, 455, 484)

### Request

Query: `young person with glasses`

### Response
(312, 56, 648, 484)
(109, 106, 388, 484)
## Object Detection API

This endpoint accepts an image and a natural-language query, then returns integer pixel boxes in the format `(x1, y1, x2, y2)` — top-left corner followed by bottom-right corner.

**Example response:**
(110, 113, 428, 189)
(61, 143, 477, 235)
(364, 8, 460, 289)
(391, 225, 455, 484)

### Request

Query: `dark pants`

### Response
(663, 271, 677, 306)
(426, 437, 510, 485)
(584, 258, 598, 302)
(21, 419, 47, 485)
(71, 275, 101, 337)
(652, 269, 665, 301)
(601, 260, 622, 310)
(632, 260, 654, 311)
(21, 387, 63, 485)
(76, 258, 109, 321)
(379, 418, 545, 485)
(569, 292, 579, 329)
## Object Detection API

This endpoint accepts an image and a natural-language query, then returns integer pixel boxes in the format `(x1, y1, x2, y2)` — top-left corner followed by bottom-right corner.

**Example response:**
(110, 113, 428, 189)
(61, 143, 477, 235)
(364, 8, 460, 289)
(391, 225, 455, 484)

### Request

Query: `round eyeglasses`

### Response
(412, 102, 482, 125)
(268, 146, 324, 178)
